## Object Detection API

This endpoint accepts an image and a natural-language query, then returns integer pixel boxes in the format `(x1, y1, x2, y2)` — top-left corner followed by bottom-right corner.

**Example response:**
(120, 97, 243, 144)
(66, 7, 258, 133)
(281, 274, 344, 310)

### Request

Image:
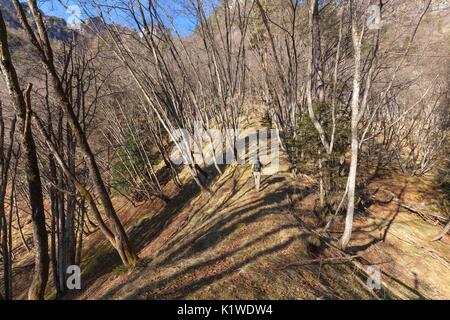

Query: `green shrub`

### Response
(111, 131, 159, 197)
(112, 265, 128, 275)
(261, 110, 273, 128)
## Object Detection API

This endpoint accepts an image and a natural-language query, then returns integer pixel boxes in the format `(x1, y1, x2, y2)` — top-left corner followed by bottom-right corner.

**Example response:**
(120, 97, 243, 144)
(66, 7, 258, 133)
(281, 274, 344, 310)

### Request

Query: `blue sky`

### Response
(38, 0, 202, 36)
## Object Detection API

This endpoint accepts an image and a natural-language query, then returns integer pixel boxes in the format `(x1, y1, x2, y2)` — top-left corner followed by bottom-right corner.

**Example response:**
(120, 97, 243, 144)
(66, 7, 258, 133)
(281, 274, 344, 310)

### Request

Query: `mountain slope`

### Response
(69, 106, 449, 300)
(5, 104, 449, 300)
(66, 106, 382, 300)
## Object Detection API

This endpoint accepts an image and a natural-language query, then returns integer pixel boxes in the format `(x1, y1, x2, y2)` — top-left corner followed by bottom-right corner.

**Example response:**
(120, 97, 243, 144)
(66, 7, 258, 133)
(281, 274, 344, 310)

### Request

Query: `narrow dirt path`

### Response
(73, 106, 374, 300)
(66, 105, 449, 300)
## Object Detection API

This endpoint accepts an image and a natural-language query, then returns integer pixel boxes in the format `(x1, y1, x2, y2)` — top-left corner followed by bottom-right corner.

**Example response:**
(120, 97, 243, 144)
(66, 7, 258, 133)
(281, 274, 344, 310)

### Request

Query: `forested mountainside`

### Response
(1, 0, 73, 39)
(0, 0, 448, 300)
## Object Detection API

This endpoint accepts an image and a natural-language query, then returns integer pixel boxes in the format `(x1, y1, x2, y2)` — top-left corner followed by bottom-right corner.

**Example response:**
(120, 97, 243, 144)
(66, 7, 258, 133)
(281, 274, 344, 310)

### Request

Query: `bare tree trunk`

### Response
(6, 181, 14, 299)
(64, 124, 76, 280)
(31, 112, 117, 250)
(75, 198, 86, 266)
(0, 103, 16, 300)
(0, 11, 49, 300)
(307, 0, 330, 152)
(12, 0, 137, 267)
(55, 110, 65, 296)
(312, 0, 324, 102)
(432, 219, 450, 242)
(14, 191, 30, 252)
(341, 0, 362, 250)
(48, 52, 137, 267)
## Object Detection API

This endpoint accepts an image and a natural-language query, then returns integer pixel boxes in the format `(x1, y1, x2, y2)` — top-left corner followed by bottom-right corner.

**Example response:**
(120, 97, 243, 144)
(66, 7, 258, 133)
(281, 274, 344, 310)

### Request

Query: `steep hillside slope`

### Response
(4, 105, 449, 300)
(68, 107, 378, 300)
(1, 0, 449, 301)
(70, 108, 449, 300)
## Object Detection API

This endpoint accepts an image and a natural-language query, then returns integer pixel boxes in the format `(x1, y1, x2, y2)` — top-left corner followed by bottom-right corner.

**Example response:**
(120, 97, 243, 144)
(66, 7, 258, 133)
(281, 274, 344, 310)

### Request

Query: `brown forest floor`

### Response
(4, 107, 450, 300)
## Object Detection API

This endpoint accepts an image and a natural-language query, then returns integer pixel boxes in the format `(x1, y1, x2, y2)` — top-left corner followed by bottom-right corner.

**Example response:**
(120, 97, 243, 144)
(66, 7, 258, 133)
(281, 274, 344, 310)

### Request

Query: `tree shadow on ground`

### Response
(66, 164, 221, 299)
(381, 185, 407, 242)
(381, 270, 427, 299)
(156, 188, 292, 267)
(99, 180, 317, 299)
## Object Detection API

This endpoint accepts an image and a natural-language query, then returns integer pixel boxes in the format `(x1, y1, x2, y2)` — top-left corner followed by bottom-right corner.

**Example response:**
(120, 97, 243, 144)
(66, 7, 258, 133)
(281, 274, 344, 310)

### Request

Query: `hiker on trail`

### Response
(252, 157, 262, 192)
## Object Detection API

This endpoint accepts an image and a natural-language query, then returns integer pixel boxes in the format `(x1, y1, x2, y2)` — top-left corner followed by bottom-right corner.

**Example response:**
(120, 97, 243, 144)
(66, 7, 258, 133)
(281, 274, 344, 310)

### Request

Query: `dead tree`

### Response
(340, 0, 431, 249)
(0, 102, 16, 300)
(0, 11, 49, 299)
(83, 0, 254, 194)
(11, 0, 138, 267)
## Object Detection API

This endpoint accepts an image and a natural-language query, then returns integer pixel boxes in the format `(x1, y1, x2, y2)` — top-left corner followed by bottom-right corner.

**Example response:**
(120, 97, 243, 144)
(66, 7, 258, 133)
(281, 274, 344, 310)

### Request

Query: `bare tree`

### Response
(11, 0, 138, 267)
(0, 10, 49, 299)
(0, 102, 16, 300)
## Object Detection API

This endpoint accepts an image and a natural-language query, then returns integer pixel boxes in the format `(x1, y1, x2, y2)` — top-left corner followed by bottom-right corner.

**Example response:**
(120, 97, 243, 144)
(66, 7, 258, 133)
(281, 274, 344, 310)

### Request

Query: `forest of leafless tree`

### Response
(0, 0, 448, 300)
